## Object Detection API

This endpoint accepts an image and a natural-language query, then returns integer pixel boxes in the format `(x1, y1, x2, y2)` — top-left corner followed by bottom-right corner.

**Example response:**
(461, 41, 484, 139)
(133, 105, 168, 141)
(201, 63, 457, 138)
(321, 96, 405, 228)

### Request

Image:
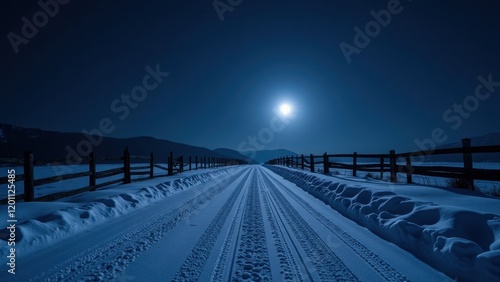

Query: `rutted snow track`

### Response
(29, 169, 247, 281)
(170, 170, 251, 281)
(260, 168, 410, 282)
(12, 166, 450, 281)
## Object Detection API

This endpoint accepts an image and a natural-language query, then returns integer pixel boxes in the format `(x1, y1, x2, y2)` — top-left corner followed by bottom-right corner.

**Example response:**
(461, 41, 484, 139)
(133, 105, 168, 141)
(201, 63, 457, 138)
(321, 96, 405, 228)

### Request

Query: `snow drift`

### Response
(265, 165, 500, 281)
(0, 167, 236, 262)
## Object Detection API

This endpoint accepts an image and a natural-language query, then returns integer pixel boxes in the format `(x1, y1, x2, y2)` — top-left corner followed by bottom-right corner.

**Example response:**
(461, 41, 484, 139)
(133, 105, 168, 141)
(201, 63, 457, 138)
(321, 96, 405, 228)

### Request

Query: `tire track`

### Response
(170, 170, 251, 281)
(210, 189, 246, 282)
(260, 168, 359, 282)
(231, 168, 272, 281)
(31, 169, 247, 282)
(261, 167, 410, 282)
(257, 171, 306, 282)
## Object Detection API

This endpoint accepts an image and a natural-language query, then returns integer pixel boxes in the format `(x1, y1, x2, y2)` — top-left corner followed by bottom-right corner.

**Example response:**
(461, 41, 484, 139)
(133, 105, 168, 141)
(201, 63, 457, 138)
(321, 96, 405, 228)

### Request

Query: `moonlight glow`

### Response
(279, 104, 292, 116)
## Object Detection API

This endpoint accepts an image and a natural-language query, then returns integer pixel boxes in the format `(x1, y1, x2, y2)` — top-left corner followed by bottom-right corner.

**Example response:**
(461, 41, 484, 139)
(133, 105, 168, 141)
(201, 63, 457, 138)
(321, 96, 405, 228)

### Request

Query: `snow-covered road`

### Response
(4, 166, 450, 281)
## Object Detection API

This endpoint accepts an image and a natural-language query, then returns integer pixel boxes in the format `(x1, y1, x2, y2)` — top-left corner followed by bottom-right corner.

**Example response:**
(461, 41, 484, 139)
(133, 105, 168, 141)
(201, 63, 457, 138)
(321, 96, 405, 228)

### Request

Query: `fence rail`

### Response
(269, 138, 500, 190)
(0, 147, 238, 204)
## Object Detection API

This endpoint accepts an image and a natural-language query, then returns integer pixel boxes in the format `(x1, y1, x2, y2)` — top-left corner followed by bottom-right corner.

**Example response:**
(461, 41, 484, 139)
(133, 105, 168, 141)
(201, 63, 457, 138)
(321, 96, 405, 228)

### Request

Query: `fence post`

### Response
(23, 151, 34, 202)
(195, 156, 198, 170)
(150, 152, 154, 178)
(462, 138, 474, 190)
(352, 152, 357, 177)
(89, 152, 96, 191)
(123, 147, 131, 184)
(379, 157, 384, 180)
(310, 154, 314, 173)
(323, 153, 329, 174)
(301, 154, 305, 170)
(179, 156, 183, 172)
(389, 150, 397, 183)
(168, 151, 173, 176)
(405, 156, 412, 184)
(295, 156, 298, 168)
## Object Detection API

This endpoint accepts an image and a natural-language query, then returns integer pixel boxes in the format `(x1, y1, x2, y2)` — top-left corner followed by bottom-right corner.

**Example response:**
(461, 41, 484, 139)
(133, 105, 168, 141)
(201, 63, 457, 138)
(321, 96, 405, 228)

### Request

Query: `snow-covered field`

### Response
(0, 165, 498, 281)
(314, 162, 500, 195)
(266, 165, 500, 281)
(0, 163, 203, 200)
(3, 161, 498, 200)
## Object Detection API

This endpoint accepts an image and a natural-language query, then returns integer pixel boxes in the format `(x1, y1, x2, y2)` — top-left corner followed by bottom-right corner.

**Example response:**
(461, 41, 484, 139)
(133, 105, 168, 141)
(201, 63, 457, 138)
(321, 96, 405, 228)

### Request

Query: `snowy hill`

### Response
(0, 123, 248, 164)
(213, 148, 258, 164)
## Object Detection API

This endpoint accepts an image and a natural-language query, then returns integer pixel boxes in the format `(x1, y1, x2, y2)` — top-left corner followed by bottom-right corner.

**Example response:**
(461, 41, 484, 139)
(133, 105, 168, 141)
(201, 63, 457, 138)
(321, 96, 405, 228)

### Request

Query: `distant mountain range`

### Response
(214, 148, 298, 164)
(0, 123, 254, 165)
(2, 123, 495, 165)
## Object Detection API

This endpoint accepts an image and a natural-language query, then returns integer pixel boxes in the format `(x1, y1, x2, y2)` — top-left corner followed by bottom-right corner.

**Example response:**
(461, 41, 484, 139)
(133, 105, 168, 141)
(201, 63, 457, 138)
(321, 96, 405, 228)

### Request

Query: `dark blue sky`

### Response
(1, 0, 499, 155)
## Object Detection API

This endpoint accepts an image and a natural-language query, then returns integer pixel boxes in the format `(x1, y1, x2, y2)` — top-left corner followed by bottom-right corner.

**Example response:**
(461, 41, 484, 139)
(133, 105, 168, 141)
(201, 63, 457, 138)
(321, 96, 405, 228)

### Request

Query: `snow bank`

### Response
(0, 167, 236, 261)
(265, 165, 500, 281)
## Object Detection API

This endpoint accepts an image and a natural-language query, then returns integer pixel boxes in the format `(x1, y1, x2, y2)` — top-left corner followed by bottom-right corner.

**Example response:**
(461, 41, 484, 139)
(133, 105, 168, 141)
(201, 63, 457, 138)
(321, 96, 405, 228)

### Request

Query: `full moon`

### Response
(279, 104, 292, 116)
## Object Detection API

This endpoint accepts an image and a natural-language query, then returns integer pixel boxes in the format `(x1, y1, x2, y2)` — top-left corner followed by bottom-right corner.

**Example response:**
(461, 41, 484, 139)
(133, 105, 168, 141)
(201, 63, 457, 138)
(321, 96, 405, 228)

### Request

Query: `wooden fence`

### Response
(0, 147, 236, 203)
(269, 138, 500, 190)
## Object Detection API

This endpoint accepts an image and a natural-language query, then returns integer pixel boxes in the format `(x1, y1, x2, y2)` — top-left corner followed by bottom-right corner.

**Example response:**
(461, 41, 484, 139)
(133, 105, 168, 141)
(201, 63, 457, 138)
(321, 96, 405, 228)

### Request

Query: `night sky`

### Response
(1, 0, 499, 155)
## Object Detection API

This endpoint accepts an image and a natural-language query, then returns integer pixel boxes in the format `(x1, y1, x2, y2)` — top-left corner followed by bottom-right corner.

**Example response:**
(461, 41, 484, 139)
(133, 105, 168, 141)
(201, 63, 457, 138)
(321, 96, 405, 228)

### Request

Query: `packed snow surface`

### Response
(1, 165, 493, 281)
